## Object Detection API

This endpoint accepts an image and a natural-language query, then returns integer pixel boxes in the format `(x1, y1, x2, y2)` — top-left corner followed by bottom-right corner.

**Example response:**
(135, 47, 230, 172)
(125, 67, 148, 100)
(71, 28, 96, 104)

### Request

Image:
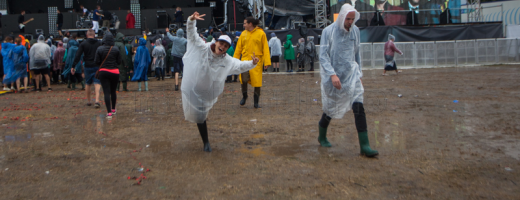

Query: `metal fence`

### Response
(270, 38, 519, 72)
(360, 38, 520, 69)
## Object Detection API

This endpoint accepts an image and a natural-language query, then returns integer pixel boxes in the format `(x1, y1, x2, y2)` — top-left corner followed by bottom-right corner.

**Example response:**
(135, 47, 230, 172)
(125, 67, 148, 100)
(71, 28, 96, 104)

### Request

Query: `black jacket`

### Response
(57, 13, 63, 24)
(103, 11, 113, 21)
(95, 32, 121, 70)
(73, 38, 102, 68)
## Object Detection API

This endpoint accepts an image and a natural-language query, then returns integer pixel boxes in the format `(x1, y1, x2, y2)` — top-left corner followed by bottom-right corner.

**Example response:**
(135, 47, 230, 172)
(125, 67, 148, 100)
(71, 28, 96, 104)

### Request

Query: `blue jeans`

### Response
(84, 67, 100, 85)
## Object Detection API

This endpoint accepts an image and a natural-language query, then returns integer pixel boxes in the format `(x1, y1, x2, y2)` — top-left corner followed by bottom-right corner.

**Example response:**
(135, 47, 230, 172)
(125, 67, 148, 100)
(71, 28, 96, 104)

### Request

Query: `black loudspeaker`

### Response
(157, 11, 169, 29)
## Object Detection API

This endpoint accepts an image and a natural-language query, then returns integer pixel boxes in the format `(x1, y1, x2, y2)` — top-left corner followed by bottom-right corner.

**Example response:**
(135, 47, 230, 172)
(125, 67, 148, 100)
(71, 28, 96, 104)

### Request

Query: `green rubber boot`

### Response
(123, 82, 128, 91)
(318, 126, 332, 147)
(138, 82, 142, 92)
(145, 81, 149, 91)
(71, 82, 76, 90)
(81, 80, 85, 90)
(358, 131, 379, 157)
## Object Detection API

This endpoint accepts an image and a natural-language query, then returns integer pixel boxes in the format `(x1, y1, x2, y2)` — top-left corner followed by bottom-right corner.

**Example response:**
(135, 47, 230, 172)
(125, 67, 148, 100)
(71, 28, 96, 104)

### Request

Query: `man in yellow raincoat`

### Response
(234, 17, 271, 108)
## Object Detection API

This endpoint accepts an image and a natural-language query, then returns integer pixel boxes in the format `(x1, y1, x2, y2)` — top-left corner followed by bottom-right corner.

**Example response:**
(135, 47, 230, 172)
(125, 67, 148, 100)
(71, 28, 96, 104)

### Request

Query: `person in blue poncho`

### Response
(3, 37, 29, 92)
(63, 40, 84, 90)
(131, 38, 151, 91)
(2, 36, 16, 91)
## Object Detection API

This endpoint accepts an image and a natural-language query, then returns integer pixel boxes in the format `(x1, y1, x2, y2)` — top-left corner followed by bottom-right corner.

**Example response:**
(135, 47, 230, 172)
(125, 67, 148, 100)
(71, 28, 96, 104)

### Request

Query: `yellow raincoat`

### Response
(234, 27, 271, 87)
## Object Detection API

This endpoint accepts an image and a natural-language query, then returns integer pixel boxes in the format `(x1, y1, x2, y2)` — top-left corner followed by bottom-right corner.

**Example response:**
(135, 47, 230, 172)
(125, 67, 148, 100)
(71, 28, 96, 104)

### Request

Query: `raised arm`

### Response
(165, 29, 176, 41)
(186, 12, 207, 49)
(72, 43, 84, 67)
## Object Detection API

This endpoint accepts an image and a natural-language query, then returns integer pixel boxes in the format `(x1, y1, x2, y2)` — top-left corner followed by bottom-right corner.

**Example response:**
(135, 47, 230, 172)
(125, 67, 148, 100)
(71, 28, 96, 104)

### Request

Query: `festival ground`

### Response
(0, 66, 519, 199)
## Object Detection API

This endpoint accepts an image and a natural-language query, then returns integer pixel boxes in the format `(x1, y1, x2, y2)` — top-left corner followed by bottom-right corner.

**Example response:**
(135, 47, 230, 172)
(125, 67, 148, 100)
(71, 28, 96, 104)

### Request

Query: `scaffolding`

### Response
(467, 0, 482, 22)
(315, 0, 327, 28)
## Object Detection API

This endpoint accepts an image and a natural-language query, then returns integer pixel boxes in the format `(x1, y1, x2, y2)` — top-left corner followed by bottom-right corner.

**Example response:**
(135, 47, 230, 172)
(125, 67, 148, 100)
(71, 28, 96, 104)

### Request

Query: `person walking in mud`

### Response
(382, 34, 403, 76)
(73, 29, 102, 108)
(316, 4, 379, 157)
(182, 11, 259, 152)
(234, 16, 271, 109)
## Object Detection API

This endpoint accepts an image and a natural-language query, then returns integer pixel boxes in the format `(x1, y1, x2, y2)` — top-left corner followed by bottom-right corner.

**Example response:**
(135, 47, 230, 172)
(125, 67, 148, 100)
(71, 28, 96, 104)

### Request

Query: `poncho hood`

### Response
(115, 32, 125, 43)
(336, 4, 360, 32)
(139, 38, 147, 46)
(38, 35, 45, 43)
(176, 29, 185, 38)
(102, 32, 115, 46)
(286, 34, 293, 41)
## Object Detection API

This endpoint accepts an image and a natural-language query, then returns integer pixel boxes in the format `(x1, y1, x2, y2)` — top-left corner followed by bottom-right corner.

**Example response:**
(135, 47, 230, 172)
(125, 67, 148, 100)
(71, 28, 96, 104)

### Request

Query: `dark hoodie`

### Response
(114, 32, 128, 68)
(95, 32, 122, 70)
(73, 37, 102, 68)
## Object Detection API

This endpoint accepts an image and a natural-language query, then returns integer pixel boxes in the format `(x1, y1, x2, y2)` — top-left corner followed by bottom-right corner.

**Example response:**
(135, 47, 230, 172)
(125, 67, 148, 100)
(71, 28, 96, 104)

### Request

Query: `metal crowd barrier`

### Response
(271, 38, 519, 72)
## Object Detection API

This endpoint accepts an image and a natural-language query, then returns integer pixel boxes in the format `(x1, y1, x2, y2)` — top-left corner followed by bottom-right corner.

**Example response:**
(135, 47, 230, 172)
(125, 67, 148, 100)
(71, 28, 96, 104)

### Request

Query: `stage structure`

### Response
(48, 7, 58, 36)
(467, 0, 482, 22)
(315, 0, 327, 28)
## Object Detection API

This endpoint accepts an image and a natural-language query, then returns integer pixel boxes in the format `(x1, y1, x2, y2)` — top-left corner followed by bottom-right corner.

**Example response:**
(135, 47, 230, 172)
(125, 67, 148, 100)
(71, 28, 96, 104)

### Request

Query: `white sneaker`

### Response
(3, 87, 9, 91)
(10, 87, 14, 90)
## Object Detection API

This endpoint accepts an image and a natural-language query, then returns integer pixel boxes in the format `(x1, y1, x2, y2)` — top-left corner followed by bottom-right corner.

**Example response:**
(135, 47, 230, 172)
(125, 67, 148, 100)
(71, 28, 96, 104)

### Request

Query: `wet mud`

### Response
(0, 66, 519, 199)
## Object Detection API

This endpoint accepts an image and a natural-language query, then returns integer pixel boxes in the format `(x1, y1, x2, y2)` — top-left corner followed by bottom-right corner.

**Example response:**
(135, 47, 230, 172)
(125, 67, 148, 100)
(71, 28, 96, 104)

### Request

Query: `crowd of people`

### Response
(2, 4, 382, 156)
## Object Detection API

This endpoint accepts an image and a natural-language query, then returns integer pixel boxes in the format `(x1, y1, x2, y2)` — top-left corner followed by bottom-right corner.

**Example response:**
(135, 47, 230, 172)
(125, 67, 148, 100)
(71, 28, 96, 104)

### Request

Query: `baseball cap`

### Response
(217, 35, 232, 46)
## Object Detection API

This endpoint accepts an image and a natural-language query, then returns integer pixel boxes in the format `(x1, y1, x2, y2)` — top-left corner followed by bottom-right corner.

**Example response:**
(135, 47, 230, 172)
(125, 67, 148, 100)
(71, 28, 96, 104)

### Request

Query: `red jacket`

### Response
(126, 13, 135, 29)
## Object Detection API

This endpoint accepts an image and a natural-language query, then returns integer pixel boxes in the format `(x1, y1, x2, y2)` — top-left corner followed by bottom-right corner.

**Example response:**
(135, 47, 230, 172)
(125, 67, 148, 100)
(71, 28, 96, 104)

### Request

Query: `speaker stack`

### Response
(157, 10, 169, 29)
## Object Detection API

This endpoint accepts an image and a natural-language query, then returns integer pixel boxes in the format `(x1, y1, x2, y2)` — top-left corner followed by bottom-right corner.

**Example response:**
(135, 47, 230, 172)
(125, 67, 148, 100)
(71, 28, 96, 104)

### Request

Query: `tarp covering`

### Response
(264, 0, 316, 16)
(265, 23, 503, 44)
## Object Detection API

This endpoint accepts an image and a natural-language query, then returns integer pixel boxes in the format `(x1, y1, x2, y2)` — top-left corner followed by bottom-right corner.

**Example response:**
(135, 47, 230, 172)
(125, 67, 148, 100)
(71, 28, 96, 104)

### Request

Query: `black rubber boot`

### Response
(197, 121, 211, 152)
(240, 92, 248, 106)
(175, 85, 179, 91)
(122, 82, 129, 92)
(254, 94, 261, 108)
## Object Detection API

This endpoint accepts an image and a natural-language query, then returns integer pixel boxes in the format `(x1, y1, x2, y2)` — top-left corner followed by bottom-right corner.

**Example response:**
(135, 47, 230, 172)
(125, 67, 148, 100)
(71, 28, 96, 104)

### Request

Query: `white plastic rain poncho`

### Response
(319, 4, 364, 119)
(268, 33, 282, 57)
(296, 38, 306, 65)
(306, 36, 317, 62)
(182, 18, 257, 123)
(29, 35, 52, 70)
(151, 38, 166, 71)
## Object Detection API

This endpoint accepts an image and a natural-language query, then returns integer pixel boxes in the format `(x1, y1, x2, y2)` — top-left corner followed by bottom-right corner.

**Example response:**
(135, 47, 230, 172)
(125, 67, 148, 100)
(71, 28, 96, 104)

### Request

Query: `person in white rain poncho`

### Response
(152, 38, 167, 80)
(182, 12, 260, 152)
(29, 35, 52, 91)
(268, 32, 281, 72)
(317, 4, 378, 157)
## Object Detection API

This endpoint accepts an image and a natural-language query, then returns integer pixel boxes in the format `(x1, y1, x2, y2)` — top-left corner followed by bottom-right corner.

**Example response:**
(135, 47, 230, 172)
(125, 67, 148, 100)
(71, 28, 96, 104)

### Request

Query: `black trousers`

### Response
(69, 72, 83, 83)
(286, 60, 293, 70)
(319, 102, 367, 133)
(98, 71, 119, 113)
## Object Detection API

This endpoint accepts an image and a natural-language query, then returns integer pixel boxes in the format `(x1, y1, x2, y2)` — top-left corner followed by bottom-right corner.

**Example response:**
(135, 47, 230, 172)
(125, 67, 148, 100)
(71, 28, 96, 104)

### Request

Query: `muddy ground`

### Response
(0, 66, 519, 199)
